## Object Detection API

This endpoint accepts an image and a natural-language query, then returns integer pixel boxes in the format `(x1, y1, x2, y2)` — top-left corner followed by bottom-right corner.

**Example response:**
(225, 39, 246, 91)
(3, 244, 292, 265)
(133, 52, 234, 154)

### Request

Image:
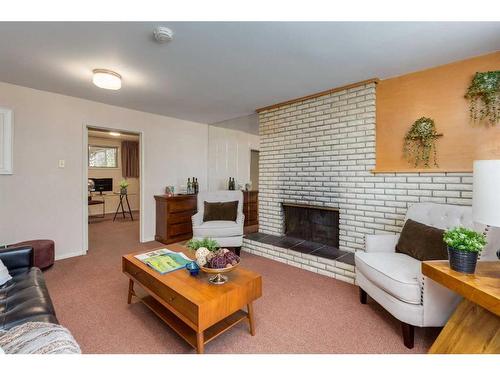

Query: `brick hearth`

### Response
(243, 233, 356, 284)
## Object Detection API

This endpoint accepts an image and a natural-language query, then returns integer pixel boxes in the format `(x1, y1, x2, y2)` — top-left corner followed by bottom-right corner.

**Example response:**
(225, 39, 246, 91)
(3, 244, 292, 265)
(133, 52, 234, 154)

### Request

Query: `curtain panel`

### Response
(121, 141, 139, 178)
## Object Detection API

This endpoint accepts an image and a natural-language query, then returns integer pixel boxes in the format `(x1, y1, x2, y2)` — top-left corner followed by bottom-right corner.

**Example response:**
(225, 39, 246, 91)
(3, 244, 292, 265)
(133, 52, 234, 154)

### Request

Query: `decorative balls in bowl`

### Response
(194, 247, 241, 284)
(195, 247, 240, 269)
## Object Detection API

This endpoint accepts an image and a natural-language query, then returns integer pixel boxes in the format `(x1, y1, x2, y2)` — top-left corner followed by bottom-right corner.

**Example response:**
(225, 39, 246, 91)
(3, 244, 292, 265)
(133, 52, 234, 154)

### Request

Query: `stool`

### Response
(9, 239, 55, 270)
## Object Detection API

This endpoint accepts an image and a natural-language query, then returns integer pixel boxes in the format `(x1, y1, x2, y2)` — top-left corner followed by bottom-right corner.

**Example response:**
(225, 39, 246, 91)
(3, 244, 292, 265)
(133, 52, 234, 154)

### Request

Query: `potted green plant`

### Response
(443, 227, 487, 274)
(465, 71, 500, 125)
(187, 237, 219, 252)
(119, 180, 129, 195)
(403, 117, 442, 168)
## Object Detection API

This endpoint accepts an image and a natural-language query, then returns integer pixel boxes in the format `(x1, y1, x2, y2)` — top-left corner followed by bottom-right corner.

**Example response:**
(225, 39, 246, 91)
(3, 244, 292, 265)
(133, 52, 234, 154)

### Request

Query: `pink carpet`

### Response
(43, 214, 439, 353)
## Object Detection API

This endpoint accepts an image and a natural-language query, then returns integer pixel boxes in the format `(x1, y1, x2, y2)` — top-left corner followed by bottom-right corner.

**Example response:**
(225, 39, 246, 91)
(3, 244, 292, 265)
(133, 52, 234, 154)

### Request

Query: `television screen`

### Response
(90, 178, 113, 193)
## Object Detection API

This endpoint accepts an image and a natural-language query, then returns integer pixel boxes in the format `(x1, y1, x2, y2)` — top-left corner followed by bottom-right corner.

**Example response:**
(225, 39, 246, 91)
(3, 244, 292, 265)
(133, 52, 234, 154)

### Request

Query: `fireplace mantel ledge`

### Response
(371, 168, 472, 174)
(281, 202, 340, 212)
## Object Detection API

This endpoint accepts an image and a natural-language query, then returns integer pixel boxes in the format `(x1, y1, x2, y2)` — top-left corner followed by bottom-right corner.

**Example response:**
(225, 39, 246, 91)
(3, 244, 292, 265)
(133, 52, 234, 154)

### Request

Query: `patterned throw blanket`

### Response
(0, 322, 81, 354)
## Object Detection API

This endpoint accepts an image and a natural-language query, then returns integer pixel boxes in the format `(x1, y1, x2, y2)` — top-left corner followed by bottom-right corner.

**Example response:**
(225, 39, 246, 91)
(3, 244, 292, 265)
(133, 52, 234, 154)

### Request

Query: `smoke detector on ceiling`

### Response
(153, 27, 174, 43)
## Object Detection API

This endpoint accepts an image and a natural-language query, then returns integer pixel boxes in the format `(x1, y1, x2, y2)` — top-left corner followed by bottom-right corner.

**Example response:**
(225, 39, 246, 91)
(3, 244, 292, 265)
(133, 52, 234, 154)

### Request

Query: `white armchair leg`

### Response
(359, 287, 368, 304)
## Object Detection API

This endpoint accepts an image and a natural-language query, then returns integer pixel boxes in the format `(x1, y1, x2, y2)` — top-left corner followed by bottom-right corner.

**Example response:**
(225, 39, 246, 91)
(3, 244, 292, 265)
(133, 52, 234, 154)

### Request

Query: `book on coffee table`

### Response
(134, 248, 191, 274)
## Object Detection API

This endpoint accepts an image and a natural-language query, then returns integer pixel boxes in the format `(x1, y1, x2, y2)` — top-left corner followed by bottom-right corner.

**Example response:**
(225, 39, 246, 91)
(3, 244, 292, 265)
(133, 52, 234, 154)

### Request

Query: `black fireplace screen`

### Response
(283, 203, 339, 247)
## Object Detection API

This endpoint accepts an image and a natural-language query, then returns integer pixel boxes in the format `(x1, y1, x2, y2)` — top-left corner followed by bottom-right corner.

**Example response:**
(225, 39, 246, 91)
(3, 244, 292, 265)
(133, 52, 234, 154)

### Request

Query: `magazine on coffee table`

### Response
(134, 248, 191, 275)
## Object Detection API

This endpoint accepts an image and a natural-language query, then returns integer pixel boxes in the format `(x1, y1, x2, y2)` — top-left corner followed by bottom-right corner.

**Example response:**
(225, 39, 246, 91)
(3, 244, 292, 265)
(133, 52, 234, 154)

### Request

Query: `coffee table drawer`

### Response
(124, 261, 198, 324)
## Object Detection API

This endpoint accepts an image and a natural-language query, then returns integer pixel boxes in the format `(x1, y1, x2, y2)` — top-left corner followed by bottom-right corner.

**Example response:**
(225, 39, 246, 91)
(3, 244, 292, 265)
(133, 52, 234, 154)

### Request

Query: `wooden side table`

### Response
(154, 194, 197, 244)
(422, 261, 500, 354)
(243, 190, 258, 234)
(113, 193, 134, 221)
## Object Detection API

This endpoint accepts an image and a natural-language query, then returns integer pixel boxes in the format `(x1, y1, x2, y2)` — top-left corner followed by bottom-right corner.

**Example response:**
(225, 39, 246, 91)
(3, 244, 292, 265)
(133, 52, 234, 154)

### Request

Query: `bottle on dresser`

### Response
(228, 177, 236, 190)
(187, 178, 192, 194)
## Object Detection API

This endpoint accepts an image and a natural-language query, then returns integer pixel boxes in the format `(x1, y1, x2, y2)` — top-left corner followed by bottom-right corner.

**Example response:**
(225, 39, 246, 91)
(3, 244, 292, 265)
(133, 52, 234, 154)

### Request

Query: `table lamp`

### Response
(472, 160, 500, 259)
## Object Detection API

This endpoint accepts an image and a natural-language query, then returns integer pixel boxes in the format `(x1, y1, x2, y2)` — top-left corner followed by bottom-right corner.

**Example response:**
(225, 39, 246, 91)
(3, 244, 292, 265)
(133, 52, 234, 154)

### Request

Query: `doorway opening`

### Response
(84, 126, 142, 254)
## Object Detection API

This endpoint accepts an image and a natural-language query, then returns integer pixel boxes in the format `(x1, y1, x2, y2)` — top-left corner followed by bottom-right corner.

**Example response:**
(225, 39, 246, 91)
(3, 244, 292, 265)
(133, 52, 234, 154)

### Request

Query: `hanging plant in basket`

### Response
(403, 117, 442, 168)
(465, 71, 500, 125)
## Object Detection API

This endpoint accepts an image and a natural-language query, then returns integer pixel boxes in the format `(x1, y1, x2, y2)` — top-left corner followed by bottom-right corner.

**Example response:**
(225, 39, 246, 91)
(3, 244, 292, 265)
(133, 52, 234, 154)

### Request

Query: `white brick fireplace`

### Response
(244, 80, 473, 279)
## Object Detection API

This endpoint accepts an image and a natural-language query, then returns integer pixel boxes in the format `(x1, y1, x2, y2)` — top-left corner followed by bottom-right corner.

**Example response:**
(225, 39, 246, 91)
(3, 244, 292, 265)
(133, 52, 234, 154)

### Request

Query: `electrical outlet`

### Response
(58, 159, 65, 168)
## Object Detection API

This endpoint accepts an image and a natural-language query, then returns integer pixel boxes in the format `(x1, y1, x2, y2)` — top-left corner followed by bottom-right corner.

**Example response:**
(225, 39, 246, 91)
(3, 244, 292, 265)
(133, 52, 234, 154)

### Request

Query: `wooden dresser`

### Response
(154, 194, 197, 244)
(243, 190, 258, 234)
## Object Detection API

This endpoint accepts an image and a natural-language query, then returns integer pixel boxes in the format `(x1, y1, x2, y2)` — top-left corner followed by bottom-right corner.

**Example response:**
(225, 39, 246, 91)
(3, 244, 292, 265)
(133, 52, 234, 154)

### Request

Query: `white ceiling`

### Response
(0, 22, 499, 133)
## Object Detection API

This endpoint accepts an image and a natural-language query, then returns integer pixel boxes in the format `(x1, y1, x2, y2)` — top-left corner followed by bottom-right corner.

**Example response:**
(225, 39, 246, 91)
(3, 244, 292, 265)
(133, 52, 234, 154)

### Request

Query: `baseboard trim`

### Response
(88, 209, 140, 216)
(55, 250, 87, 261)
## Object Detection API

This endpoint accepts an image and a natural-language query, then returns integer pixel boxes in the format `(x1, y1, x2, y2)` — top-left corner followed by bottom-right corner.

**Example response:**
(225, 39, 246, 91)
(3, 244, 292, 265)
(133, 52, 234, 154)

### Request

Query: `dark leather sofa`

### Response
(0, 245, 58, 330)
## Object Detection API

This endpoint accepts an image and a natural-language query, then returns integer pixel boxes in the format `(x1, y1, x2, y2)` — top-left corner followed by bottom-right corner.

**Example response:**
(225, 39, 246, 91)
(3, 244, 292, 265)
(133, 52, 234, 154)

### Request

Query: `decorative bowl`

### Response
(200, 261, 240, 285)
(186, 261, 200, 276)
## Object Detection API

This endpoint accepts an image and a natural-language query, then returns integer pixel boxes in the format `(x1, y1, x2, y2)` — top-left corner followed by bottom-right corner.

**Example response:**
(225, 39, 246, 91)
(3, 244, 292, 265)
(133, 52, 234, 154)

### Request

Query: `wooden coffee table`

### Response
(122, 244, 262, 353)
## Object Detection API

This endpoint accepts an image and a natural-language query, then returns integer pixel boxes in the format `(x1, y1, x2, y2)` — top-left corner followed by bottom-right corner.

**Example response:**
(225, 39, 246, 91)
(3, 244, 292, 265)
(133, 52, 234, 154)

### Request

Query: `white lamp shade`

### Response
(473, 160, 500, 227)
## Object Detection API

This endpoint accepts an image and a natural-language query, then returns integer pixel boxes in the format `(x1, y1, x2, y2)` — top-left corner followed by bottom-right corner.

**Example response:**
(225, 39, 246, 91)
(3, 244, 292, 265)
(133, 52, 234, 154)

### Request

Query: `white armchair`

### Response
(355, 202, 499, 349)
(192, 190, 244, 250)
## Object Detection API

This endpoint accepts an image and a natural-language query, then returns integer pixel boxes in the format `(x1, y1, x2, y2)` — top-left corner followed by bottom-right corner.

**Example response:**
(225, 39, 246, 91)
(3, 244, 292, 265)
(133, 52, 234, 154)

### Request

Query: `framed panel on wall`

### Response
(0, 107, 13, 174)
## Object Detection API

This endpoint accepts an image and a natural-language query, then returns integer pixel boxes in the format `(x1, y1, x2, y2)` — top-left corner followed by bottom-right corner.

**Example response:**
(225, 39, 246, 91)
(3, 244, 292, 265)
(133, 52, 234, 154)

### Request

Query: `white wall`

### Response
(0, 81, 208, 259)
(88, 135, 140, 215)
(210, 113, 259, 135)
(207, 125, 259, 191)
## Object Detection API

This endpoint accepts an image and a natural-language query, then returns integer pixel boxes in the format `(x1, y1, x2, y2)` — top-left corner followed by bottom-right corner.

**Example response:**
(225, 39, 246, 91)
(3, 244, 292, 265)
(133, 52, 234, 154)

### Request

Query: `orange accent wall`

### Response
(376, 51, 500, 172)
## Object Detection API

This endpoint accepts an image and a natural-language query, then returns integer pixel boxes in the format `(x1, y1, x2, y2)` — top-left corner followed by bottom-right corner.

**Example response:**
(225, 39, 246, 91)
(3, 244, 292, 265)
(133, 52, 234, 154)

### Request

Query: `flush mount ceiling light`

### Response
(92, 69, 122, 90)
(109, 132, 121, 137)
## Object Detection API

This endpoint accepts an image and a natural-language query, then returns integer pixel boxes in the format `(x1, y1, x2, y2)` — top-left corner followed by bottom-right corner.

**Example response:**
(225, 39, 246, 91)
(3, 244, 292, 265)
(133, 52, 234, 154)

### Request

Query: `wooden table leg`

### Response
(113, 196, 123, 222)
(121, 195, 126, 219)
(247, 302, 256, 336)
(429, 299, 500, 354)
(196, 331, 205, 354)
(127, 279, 134, 304)
(125, 194, 134, 221)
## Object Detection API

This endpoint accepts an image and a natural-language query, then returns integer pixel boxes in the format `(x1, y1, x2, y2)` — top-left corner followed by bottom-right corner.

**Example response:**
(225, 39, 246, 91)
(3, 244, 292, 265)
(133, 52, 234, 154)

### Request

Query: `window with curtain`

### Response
(121, 140, 139, 177)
